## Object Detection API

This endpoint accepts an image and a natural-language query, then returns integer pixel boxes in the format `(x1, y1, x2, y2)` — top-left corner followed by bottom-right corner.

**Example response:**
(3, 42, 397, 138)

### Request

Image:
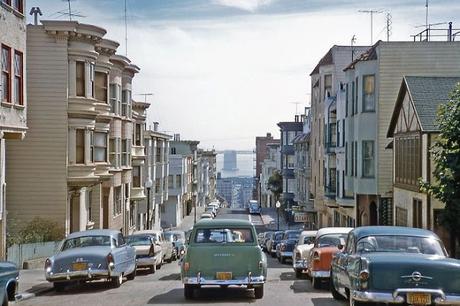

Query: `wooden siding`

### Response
(5, 26, 69, 233)
(378, 42, 460, 195)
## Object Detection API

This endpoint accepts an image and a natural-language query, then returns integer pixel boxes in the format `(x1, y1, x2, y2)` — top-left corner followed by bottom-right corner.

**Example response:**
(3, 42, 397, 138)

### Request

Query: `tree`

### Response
(420, 83, 460, 257)
(267, 170, 283, 202)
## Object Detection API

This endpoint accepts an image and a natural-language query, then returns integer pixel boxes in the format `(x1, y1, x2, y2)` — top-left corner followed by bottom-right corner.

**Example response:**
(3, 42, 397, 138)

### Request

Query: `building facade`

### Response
(260, 143, 280, 208)
(0, 0, 27, 258)
(255, 133, 277, 201)
(6, 20, 139, 238)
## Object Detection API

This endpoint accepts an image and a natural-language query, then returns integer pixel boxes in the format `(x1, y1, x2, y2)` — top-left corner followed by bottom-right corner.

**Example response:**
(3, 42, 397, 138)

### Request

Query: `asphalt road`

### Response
(17, 208, 346, 306)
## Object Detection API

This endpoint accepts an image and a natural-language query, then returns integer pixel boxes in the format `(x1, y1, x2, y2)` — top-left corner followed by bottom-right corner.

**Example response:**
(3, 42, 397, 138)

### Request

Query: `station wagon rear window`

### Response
(126, 235, 152, 246)
(62, 235, 112, 250)
(194, 228, 254, 243)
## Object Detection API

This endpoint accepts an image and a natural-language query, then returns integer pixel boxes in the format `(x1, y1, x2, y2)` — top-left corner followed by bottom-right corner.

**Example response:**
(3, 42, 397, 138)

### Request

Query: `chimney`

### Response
(153, 122, 159, 132)
(267, 132, 272, 138)
(295, 115, 299, 122)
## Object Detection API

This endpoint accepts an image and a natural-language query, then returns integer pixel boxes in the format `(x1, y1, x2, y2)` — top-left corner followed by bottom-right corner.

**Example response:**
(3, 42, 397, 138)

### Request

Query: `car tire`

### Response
(295, 269, 303, 278)
(312, 277, 322, 289)
(149, 264, 156, 274)
(330, 274, 345, 300)
(111, 274, 123, 288)
(184, 284, 195, 299)
(254, 285, 264, 299)
(156, 258, 163, 270)
(53, 282, 67, 292)
(1, 292, 7, 306)
(126, 267, 136, 281)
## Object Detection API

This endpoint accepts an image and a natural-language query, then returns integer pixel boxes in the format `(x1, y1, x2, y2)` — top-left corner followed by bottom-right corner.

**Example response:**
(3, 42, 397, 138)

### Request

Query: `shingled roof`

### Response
(387, 76, 460, 137)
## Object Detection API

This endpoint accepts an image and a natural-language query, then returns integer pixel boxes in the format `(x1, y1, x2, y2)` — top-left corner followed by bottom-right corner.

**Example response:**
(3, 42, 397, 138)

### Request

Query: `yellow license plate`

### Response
(407, 292, 431, 305)
(72, 262, 88, 271)
(216, 272, 232, 280)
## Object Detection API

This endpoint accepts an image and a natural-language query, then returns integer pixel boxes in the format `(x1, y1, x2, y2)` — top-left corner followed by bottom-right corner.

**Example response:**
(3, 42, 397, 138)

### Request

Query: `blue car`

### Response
(0, 262, 18, 305)
(248, 200, 261, 214)
(45, 229, 136, 291)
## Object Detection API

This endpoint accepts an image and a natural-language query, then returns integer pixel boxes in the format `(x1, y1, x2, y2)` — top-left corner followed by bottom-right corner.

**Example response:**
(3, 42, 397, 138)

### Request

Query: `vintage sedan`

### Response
(307, 227, 352, 289)
(267, 231, 284, 258)
(181, 219, 267, 299)
(136, 230, 174, 264)
(292, 230, 317, 278)
(126, 233, 162, 273)
(0, 262, 18, 306)
(276, 230, 302, 264)
(164, 230, 187, 260)
(331, 226, 460, 306)
(45, 229, 136, 291)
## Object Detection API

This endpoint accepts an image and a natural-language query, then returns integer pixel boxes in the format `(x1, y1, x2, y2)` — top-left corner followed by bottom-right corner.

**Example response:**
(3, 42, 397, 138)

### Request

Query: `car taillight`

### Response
(180, 249, 186, 256)
(107, 253, 114, 264)
(312, 251, 320, 261)
(359, 269, 369, 281)
(184, 262, 190, 272)
(45, 258, 52, 270)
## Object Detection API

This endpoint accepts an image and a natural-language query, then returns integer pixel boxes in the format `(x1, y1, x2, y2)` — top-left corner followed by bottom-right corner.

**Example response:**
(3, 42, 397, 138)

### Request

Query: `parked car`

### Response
(126, 234, 162, 273)
(201, 212, 214, 219)
(307, 227, 352, 289)
(276, 230, 302, 264)
(248, 200, 261, 214)
(0, 262, 18, 306)
(292, 230, 317, 278)
(207, 202, 220, 212)
(261, 231, 274, 252)
(267, 231, 284, 258)
(181, 219, 267, 299)
(164, 230, 187, 260)
(45, 229, 136, 291)
(331, 226, 460, 305)
(136, 230, 174, 264)
(205, 206, 217, 218)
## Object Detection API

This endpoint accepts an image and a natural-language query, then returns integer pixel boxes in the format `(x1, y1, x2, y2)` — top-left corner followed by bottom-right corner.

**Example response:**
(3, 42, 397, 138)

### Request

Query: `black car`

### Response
(276, 230, 302, 264)
(268, 231, 284, 258)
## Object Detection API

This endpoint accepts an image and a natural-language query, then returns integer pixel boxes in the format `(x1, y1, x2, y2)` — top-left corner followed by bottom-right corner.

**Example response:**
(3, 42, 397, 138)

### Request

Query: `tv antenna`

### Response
(351, 35, 357, 61)
(425, 0, 429, 30)
(358, 9, 383, 44)
(290, 102, 302, 115)
(49, 0, 85, 21)
(29, 7, 43, 25)
(386, 12, 392, 42)
(136, 93, 154, 103)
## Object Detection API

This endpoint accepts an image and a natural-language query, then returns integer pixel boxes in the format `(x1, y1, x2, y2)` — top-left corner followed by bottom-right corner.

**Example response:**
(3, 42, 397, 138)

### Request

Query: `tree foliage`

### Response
(267, 170, 283, 201)
(7, 217, 65, 247)
(420, 83, 460, 256)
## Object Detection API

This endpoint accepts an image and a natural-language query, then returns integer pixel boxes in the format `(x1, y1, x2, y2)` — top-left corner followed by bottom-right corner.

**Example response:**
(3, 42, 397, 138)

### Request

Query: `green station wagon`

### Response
(181, 219, 267, 299)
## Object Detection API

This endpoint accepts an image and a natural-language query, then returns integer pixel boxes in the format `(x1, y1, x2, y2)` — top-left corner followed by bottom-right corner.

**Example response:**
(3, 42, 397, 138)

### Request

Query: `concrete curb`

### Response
(15, 285, 54, 302)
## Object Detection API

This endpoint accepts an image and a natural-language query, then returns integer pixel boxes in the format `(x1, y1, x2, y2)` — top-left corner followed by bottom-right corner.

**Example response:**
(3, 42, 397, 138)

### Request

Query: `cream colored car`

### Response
(292, 230, 317, 278)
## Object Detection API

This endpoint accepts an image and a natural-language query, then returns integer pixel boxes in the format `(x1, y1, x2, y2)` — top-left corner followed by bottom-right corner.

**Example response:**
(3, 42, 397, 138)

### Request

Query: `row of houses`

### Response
(0, 1, 217, 259)
(257, 30, 460, 251)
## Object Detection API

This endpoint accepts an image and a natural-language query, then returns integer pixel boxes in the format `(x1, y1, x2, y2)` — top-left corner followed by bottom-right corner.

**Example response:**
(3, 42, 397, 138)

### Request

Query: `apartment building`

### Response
(200, 150, 217, 204)
(343, 41, 460, 227)
(0, 0, 27, 258)
(255, 133, 277, 201)
(6, 20, 139, 237)
(309, 45, 370, 227)
(387, 76, 460, 250)
(277, 117, 303, 218)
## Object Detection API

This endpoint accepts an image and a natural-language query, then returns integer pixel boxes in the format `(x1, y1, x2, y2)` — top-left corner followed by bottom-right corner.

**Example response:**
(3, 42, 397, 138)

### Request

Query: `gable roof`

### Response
(310, 47, 334, 76)
(343, 41, 380, 71)
(387, 76, 460, 137)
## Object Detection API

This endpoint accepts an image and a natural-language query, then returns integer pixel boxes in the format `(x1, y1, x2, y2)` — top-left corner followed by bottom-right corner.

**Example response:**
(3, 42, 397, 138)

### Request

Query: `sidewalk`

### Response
(175, 206, 205, 231)
(16, 269, 53, 301)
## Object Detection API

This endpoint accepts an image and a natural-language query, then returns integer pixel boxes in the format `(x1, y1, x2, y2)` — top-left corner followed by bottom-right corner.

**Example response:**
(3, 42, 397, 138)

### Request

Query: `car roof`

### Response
(194, 218, 253, 228)
(136, 230, 162, 235)
(66, 229, 120, 239)
(352, 226, 439, 240)
(316, 227, 353, 237)
(284, 229, 302, 234)
(300, 230, 317, 236)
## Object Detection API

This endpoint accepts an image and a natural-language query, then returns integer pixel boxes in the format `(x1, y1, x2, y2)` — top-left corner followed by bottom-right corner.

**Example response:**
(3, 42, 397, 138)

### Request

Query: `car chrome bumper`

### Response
(183, 275, 265, 286)
(136, 256, 157, 267)
(45, 268, 117, 282)
(352, 288, 460, 305)
(310, 270, 330, 278)
(293, 260, 307, 269)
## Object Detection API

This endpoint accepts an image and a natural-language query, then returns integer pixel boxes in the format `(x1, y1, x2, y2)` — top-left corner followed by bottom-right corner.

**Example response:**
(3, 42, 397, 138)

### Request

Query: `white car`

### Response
(126, 233, 162, 273)
(200, 212, 214, 219)
(135, 230, 174, 264)
(292, 230, 317, 278)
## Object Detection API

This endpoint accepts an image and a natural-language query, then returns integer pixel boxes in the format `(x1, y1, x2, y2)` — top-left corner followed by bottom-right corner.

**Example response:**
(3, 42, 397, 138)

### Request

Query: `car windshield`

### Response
(62, 235, 111, 250)
(285, 231, 301, 240)
(317, 233, 348, 247)
(194, 228, 254, 243)
(275, 232, 284, 240)
(250, 204, 259, 208)
(302, 236, 315, 245)
(126, 235, 151, 246)
(356, 235, 446, 255)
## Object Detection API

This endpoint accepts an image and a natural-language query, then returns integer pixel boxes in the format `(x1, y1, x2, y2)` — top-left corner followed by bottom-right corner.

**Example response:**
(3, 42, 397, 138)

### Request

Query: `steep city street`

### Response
(16, 209, 344, 306)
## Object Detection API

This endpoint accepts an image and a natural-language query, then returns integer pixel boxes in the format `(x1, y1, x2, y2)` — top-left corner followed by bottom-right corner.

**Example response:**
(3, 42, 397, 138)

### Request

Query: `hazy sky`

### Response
(28, 0, 460, 150)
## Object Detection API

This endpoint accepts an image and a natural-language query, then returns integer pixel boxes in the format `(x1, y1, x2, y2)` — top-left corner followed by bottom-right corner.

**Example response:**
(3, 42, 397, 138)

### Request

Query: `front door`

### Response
(103, 187, 110, 229)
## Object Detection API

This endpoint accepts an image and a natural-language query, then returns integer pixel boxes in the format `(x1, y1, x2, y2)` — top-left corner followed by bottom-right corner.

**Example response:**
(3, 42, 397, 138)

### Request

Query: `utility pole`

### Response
(124, 0, 128, 56)
(351, 35, 356, 61)
(359, 9, 383, 45)
(426, 0, 429, 30)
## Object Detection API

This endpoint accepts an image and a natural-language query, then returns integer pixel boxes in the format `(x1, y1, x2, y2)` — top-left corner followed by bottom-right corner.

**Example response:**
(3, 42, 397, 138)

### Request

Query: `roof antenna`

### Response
(49, 0, 85, 21)
(124, 0, 128, 56)
(425, 0, 429, 31)
(386, 12, 392, 42)
(351, 35, 356, 61)
(358, 9, 383, 44)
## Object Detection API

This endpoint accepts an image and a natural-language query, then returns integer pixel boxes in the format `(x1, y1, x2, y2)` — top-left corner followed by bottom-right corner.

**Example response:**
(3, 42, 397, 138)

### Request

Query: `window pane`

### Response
(363, 75, 375, 112)
(76, 62, 85, 97)
(362, 141, 374, 177)
(133, 166, 141, 187)
(94, 132, 107, 162)
(95, 72, 107, 102)
(76, 129, 85, 164)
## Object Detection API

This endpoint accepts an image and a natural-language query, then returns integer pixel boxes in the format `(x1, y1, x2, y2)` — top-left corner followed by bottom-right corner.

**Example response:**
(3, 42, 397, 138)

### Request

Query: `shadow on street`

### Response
(147, 287, 258, 304)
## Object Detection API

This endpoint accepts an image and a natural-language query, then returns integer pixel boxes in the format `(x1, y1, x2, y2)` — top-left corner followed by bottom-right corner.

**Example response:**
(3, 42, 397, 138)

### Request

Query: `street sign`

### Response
(294, 212, 310, 223)
(275, 201, 281, 208)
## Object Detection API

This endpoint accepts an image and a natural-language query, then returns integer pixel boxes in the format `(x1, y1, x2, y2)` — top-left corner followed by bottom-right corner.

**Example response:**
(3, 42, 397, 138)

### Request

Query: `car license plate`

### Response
(407, 292, 431, 305)
(216, 272, 232, 280)
(72, 262, 88, 271)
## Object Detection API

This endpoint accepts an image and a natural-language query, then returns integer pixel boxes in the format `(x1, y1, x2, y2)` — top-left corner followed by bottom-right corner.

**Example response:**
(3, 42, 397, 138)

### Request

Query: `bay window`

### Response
(94, 132, 107, 162)
(133, 166, 141, 187)
(76, 129, 85, 164)
(76, 61, 85, 97)
(95, 72, 108, 103)
(363, 75, 375, 112)
(362, 140, 375, 178)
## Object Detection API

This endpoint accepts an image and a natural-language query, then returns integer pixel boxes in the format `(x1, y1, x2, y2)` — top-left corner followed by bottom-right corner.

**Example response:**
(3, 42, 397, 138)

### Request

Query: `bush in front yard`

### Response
(7, 217, 64, 247)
